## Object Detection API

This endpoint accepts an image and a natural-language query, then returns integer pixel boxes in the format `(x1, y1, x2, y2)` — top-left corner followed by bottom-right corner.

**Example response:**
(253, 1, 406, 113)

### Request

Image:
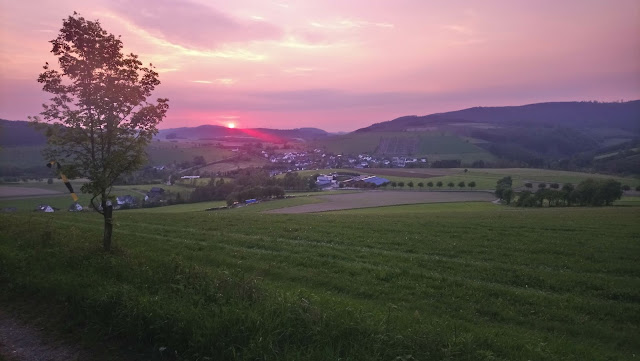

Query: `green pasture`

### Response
(367, 168, 640, 190)
(0, 181, 194, 211)
(0, 202, 638, 360)
(146, 142, 234, 165)
(315, 132, 495, 162)
(0, 145, 45, 168)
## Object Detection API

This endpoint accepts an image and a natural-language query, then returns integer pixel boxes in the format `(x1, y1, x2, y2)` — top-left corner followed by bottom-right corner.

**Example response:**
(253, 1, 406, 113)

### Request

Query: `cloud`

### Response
(442, 25, 472, 35)
(191, 79, 237, 85)
(102, 12, 267, 61)
(310, 19, 394, 30)
(107, 0, 283, 49)
(216, 78, 236, 85)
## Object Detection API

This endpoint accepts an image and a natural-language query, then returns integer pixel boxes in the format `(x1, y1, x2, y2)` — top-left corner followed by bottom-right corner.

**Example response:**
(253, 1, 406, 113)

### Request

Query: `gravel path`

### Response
(267, 190, 495, 214)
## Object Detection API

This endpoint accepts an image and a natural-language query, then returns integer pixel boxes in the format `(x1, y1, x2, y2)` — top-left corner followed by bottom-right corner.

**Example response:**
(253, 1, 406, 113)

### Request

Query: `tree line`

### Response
(495, 176, 626, 207)
(190, 169, 316, 205)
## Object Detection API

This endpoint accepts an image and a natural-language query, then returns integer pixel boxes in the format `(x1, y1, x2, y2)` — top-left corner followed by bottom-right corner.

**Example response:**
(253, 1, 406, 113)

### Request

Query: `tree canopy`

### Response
(31, 13, 169, 250)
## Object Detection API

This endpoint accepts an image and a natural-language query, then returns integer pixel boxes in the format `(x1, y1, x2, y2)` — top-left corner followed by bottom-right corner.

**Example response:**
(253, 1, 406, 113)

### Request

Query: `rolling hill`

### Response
(318, 101, 639, 171)
(156, 125, 329, 142)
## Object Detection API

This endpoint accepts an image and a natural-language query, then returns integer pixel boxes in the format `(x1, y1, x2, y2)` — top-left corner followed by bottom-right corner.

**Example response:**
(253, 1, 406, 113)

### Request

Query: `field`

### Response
(0, 199, 639, 360)
(363, 168, 640, 190)
(299, 168, 640, 191)
(146, 141, 235, 166)
(315, 132, 495, 162)
(0, 180, 195, 211)
(0, 141, 234, 169)
(268, 190, 495, 213)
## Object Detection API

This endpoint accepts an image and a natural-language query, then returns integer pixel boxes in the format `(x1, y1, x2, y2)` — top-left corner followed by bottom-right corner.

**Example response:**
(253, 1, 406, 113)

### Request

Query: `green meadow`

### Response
(1, 199, 638, 360)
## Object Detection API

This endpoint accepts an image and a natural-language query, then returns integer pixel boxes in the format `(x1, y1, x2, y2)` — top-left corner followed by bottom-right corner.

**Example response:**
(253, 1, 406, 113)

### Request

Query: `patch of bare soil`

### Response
(0, 309, 87, 361)
(267, 190, 495, 214)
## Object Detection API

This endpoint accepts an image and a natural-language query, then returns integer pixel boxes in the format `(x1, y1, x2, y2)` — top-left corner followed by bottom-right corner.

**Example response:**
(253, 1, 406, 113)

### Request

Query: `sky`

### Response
(1, 0, 639, 132)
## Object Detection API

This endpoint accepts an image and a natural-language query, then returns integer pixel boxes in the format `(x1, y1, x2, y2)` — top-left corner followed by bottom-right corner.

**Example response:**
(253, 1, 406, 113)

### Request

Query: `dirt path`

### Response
(267, 190, 495, 214)
(0, 309, 88, 361)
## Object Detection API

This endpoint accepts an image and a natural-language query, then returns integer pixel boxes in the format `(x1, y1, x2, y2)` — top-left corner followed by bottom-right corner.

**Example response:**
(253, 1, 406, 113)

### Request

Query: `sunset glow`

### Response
(0, 0, 638, 131)
(227, 122, 236, 129)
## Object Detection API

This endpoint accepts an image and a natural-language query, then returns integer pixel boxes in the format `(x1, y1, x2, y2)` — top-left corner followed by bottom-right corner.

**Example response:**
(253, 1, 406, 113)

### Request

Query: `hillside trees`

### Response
(31, 13, 169, 251)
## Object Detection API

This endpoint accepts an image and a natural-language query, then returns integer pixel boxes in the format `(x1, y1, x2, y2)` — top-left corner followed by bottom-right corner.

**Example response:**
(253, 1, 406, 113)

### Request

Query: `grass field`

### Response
(0, 201, 638, 360)
(366, 168, 640, 190)
(315, 132, 495, 162)
(0, 181, 195, 211)
(291, 168, 640, 191)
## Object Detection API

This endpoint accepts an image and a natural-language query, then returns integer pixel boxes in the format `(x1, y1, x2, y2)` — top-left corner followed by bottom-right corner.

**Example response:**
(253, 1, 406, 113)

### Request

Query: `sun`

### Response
(227, 122, 236, 129)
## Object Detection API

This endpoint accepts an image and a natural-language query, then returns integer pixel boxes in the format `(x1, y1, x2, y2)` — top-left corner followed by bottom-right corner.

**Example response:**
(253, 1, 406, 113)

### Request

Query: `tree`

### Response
(538, 183, 547, 189)
(457, 181, 465, 189)
(427, 181, 434, 188)
(550, 183, 560, 189)
(468, 181, 476, 189)
(495, 176, 513, 200)
(407, 181, 414, 188)
(31, 13, 169, 251)
(524, 182, 533, 189)
(417, 182, 424, 189)
(391, 181, 397, 188)
(398, 181, 405, 188)
(436, 181, 443, 188)
(447, 182, 455, 189)
(622, 184, 631, 191)
(502, 188, 514, 205)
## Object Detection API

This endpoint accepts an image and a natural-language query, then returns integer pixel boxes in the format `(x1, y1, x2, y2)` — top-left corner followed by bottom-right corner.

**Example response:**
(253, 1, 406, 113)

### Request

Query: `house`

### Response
(69, 203, 83, 212)
(116, 195, 136, 206)
(145, 187, 165, 202)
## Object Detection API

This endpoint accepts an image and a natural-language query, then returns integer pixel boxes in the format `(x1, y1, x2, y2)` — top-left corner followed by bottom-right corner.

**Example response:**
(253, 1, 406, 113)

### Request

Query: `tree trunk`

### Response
(103, 203, 113, 251)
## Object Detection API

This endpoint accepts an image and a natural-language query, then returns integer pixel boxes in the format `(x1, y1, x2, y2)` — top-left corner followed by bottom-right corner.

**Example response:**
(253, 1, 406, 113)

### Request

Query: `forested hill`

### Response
(357, 101, 640, 132)
(0, 119, 46, 146)
(0, 119, 329, 147)
(156, 125, 329, 141)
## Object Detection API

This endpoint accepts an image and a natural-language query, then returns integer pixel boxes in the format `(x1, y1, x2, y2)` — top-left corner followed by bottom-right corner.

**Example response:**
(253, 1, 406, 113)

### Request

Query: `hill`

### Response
(0, 119, 46, 146)
(0, 119, 330, 148)
(156, 125, 329, 142)
(339, 101, 640, 171)
(358, 101, 640, 132)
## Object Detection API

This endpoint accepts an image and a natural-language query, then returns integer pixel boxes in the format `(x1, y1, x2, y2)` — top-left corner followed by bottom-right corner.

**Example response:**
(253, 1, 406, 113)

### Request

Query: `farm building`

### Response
(362, 176, 390, 186)
(342, 175, 390, 187)
(116, 195, 136, 206)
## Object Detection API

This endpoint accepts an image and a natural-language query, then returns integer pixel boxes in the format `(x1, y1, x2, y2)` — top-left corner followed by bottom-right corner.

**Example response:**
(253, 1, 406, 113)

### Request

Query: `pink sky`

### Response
(1, 0, 639, 132)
